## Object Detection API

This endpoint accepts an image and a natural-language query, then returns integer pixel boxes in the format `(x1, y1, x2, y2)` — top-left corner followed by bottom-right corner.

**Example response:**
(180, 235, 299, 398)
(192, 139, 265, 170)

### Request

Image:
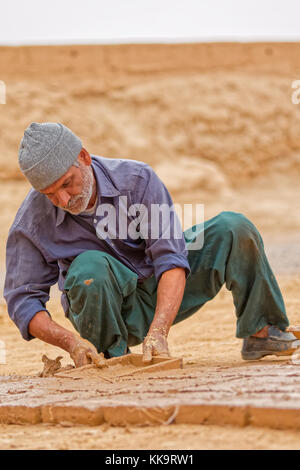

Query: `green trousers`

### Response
(64, 211, 289, 357)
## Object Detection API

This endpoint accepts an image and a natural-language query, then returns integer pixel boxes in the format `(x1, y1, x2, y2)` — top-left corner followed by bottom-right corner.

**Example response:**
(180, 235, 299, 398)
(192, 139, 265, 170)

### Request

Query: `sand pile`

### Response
(0, 43, 299, 193)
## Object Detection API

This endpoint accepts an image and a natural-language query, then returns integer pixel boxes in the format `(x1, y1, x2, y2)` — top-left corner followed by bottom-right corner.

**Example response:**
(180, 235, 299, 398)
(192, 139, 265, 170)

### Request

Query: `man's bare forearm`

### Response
(28, 310, 77, 353)
(149, 267, 186, 335)
(29, 311, 99, 367)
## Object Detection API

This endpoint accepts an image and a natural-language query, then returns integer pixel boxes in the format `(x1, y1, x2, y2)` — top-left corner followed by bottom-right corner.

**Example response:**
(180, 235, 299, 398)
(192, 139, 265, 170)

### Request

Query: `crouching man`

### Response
(4, 122, 300, 367)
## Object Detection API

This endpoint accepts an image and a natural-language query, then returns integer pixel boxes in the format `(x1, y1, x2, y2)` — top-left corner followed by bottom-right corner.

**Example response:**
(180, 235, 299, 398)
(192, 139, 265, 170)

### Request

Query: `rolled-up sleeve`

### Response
(134, 165, 191, 281)
(4, 224, 59, 340)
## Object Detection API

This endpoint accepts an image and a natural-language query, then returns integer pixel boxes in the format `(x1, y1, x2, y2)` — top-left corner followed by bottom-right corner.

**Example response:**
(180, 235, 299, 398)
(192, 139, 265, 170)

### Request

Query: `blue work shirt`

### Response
(4, 156, 190, 341)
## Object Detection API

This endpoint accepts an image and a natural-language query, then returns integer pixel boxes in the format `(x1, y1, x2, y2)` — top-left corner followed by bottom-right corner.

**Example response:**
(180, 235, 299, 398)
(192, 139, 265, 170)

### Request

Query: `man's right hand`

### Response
(28, 311, 100, 368)
(69, 337, 99, 368)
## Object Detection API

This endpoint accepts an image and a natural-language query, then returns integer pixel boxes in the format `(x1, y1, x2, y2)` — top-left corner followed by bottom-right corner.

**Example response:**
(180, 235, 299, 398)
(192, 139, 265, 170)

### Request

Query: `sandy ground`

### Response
(0, 43, 300, 449)
(2, 422, 300, 451)
(0, 275, 300, 449)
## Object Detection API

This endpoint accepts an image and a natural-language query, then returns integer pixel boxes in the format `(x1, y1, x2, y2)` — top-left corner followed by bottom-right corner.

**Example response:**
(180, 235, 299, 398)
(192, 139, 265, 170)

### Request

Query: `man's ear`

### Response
(78, 148, 92, 166)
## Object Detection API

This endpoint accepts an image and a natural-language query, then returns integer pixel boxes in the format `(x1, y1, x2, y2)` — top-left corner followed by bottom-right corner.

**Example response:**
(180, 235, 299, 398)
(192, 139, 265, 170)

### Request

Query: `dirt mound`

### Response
(0, 43, 300, 191)
(155, 156, 233, 200)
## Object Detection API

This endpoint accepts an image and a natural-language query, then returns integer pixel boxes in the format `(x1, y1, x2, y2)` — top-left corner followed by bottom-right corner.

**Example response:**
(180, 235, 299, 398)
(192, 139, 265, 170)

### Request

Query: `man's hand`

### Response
(69, 337, 99, 368)
(143, 326, 170, 364)
(29, 311, 100, 368)
(142, 268, 186, 364)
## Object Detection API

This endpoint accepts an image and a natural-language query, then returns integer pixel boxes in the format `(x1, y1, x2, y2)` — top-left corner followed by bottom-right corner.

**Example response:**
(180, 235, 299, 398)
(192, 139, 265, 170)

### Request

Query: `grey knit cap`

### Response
(18, 122, 82, 190)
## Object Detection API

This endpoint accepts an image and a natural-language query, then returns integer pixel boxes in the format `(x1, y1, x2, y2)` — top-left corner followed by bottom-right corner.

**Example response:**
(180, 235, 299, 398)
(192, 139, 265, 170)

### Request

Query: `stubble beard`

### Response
(63, 164, 95, 215)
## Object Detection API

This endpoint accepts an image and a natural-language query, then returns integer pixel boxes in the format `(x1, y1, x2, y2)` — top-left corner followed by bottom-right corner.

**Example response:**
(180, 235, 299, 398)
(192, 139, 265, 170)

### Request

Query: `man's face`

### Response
(40, 151, 95, 215)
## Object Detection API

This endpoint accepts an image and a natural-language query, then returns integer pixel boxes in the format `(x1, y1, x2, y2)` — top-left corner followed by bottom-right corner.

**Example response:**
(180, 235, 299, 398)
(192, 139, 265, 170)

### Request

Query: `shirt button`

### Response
(93, 219, 97, 223)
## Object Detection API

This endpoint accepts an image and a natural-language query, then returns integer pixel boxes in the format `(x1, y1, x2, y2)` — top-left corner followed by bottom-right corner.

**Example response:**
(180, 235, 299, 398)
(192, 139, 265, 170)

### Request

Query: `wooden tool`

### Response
(54, 353, 183, 381)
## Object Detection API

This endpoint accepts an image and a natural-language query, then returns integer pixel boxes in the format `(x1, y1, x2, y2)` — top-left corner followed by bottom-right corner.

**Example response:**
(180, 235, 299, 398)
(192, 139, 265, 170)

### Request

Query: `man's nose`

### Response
(57, 190, 71, 208)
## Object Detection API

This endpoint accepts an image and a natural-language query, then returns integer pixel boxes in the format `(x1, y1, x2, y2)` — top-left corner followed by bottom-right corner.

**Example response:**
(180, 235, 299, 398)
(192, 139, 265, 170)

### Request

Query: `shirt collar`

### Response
(55, 156, 120, 227)
(56, 206, 66, 227)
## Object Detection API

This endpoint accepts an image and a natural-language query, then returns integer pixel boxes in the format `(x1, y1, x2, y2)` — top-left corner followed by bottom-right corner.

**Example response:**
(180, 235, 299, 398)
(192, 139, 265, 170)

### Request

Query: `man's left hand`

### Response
(69, 337, 99, 368)
(142, 326, 170, 364)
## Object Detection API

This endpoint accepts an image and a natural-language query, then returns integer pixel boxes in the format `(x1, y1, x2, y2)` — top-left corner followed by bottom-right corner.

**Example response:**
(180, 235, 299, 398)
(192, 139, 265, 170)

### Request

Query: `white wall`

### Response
(0, 0, 300, 45)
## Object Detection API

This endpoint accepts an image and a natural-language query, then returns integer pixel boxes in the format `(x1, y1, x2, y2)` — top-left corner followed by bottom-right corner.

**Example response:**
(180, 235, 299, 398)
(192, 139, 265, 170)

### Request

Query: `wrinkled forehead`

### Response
(40, 165, 77, 194)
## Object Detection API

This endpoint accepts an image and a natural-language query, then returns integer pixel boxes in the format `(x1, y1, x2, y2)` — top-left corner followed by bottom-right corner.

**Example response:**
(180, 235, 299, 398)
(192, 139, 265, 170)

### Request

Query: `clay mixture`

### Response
(2, 362, 300, 429)
(39, 355, 74, 378)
